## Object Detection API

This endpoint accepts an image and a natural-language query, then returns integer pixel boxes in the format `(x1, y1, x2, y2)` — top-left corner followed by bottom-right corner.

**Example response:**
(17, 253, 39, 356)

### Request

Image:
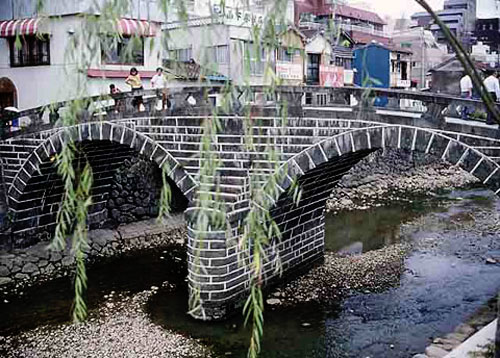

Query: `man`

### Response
(151, 67, 168, 111)
(459, 72, 472, 120)
(483, 70, 500, 125)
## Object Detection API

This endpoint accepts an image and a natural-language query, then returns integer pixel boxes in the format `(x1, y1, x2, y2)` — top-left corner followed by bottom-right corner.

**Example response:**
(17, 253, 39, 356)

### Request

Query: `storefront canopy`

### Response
(115, 18, 157, 37)
(0, 18, 42, 37)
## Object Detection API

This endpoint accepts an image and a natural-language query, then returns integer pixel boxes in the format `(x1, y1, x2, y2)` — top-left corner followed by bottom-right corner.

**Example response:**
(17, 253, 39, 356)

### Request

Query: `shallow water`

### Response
(1, 188, 499, 358)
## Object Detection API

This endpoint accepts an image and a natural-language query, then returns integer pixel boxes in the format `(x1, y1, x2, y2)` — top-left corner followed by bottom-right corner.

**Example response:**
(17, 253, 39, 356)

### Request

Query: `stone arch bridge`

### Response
(1, 86, 500, 319)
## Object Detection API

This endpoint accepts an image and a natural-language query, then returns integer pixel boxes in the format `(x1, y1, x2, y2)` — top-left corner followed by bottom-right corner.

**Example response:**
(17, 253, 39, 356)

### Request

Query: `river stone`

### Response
(38, 260, 49, 268)
(62, 256, 75, 266)
(31, 246, 50, 259)
(14, 273, 29, 280)
(0, 265, 10, 276)
(43, 263, 56, 275)
(425, 345, 449, 358)
(50, 252, 62, 262)
(412, 355, 428, 358)
(0, 277, 12, 285)
(455, 323, 475, 336)
(266, 298, 281, 305)
(22, 262, 38, 274)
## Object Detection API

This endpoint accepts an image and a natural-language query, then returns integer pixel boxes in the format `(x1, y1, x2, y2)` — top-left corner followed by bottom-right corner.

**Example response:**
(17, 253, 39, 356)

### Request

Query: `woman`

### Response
(125, 67, 143, 111)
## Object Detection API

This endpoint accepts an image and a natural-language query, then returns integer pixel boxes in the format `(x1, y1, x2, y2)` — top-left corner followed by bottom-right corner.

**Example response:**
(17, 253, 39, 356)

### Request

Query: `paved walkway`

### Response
(444, 319, 497, 358)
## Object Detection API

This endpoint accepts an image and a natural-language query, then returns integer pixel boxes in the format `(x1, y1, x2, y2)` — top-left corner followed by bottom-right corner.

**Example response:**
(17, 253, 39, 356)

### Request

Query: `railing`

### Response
(0, 85, 494, 140)
(298, 21, 390, 38)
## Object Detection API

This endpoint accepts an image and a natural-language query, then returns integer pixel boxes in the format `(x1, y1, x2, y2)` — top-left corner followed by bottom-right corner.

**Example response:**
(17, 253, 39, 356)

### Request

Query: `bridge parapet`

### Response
(1, 86, 496, 140)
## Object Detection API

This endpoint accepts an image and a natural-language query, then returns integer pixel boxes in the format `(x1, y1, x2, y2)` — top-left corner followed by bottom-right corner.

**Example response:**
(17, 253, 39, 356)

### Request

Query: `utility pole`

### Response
(421, 27, 426, 88)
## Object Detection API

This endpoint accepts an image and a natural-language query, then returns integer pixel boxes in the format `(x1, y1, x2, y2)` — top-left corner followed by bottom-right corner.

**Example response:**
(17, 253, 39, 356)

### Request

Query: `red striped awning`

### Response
(116, 18, 157, 37)
(0, 18, 42, 37)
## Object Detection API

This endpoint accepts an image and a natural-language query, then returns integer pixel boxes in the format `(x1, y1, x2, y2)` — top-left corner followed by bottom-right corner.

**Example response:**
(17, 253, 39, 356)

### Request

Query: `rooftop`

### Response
(314, 4, 387, 25)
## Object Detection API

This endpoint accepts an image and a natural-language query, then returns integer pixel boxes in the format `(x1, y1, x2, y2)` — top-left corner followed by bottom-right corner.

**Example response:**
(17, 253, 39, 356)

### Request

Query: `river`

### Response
(1, 187, 499, 357)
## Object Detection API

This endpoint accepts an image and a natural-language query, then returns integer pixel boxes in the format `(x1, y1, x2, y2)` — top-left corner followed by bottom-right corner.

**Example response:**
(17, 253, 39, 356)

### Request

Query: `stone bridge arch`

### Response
(247, 124, 500, 306)
(6, 121, 198, 246)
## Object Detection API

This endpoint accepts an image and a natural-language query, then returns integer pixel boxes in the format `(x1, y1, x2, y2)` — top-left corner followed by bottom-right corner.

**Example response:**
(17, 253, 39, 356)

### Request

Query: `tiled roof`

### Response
(315, 4, 387, 25)
(349, 30, 391, 46)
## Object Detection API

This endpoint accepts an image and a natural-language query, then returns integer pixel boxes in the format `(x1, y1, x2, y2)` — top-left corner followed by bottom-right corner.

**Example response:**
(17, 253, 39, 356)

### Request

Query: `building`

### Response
(392, 27, 448, 88)
(471, 41, 500, 66)
(475, 18, 500, 51)
(353, 42, 412, 90)
(162, 1, 304, 87)
(429, 0, 477, 52)
(428, 57, 489, 94)
(389, 47, 413, 89)
(411, 12, 434, 28)
(303, 30, 333, 85)
(477, 0, 500, 19)
(0, 0, 167, 110)
(295, 1, 390, 42)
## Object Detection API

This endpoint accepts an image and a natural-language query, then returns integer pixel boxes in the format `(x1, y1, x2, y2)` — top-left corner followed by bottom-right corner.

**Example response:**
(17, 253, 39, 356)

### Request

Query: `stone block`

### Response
(22, 262, 38, 274)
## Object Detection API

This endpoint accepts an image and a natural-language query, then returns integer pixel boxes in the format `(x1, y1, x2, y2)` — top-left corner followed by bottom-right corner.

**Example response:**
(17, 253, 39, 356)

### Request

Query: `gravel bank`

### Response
(268, 244, 409, 306)
(0, 288, 211, 358)
(326, 149, 478, 213)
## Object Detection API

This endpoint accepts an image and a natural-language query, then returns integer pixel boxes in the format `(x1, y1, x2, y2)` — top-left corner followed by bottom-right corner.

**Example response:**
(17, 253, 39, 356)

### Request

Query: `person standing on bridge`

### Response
(151, 67, 169, 111)
(483, 70, 500, 125)
(459, 72, 472, 120)
(125, 67, 144, 112)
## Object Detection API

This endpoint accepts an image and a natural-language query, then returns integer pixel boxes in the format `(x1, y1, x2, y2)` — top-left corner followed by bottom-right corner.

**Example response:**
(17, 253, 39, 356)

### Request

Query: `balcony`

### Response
(298, 20, 389, 38)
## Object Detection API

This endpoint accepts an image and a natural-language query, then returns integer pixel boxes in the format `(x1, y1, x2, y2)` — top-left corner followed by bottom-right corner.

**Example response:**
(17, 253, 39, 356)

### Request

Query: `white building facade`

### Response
(163, 0, 300, 87)
(0, 0, 166, 110)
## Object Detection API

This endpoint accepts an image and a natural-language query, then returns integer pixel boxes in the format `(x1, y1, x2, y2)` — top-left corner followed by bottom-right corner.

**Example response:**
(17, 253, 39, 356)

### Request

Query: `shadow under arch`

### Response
(6, 121, 198, 247)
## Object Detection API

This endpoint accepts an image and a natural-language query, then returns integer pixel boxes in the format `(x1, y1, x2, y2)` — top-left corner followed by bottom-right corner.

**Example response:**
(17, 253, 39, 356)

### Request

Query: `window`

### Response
(169, 48, 193, 62)
(244, 42, 267, 75)
(102, 36, 144, 65)
(333, 57, 352, 70)
(206, 45, 229, 64)
(9, 35, 50, 67)
(277, 47, 293, 62)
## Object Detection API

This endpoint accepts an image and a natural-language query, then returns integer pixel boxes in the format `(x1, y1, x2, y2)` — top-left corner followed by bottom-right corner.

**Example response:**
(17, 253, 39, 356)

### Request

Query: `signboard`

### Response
(397, 79, 411, 88)
(276, 62, 303, 80)
(320, 65, 344, 87)
(213, 4, 264, 28)
(344, 70, 354, 85)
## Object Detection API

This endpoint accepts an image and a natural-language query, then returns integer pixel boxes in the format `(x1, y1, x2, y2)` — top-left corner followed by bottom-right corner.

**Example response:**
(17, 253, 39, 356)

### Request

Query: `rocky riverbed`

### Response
(268, 244, 409, 306)
(0, 288, 211, 358)
(326, 149, 478, 213)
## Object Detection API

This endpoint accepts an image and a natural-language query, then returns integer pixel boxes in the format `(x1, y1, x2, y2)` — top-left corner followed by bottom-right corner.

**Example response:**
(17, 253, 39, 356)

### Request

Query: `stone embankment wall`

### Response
(0, 216, 186, 296)
(326, 148, 478, 213)
(107, 158, 163, 225)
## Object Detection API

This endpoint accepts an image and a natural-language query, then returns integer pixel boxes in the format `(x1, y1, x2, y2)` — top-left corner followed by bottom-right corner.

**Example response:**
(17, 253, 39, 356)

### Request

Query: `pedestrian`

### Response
(125, 67, 144, 111)
(151, 67, 169, 110)
(483, 70, 500, 125)
(109, 84, 122, 113)
(459, 72, 472, 120)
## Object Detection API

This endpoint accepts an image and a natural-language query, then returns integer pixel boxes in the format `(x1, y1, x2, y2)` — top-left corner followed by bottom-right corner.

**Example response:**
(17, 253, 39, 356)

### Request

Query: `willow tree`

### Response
(21, 0, 499, 357)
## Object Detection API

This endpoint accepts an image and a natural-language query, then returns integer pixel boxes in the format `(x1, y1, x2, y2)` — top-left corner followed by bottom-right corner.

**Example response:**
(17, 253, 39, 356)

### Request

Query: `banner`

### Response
(213, 4, 264, 28)
(320, 65, 344, 87)
(276, 62, 303, 80)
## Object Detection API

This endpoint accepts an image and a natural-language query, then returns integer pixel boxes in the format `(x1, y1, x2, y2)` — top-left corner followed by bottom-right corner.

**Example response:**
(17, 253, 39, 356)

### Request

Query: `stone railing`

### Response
(0, 85, 494, 139)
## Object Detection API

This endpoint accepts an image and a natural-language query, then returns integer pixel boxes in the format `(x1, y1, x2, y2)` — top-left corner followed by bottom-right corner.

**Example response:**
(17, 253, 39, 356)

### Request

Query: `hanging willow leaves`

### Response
(30, 0, 487, 356)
